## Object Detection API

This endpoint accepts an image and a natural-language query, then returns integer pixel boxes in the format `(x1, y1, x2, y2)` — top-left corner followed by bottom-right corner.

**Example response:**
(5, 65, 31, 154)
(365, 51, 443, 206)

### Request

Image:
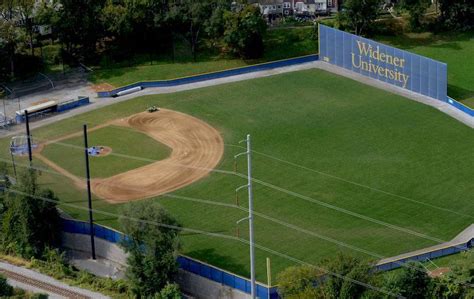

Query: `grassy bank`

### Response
(376, 31, 474, 106)
(89, 27, 317, 88)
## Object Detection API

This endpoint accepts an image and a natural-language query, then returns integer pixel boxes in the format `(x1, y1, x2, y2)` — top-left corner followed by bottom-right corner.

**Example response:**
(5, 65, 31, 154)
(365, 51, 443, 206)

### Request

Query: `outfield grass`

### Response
(376, 31, 474, 106)
(41, 125, 170, 178)
(3, 68, 474, 282)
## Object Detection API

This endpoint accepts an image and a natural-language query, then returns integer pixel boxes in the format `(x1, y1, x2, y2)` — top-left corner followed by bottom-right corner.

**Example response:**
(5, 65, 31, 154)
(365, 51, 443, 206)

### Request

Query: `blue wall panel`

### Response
(319, 24, 447, 101)
(62, 215, 474, 299)
(97, 55, 319, 98)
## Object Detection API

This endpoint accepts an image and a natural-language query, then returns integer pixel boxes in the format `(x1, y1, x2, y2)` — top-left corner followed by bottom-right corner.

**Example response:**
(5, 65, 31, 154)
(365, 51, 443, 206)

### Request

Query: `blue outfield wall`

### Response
(319, 24, 448, 102)
(96, 49, 474, 119)
(61, 218, 474, 297)
(446, 97, 474, 117)
(57, 96, 90, 113)
(375, 241, 472, 272)
(97, 55, 319, 98)
(61, 218, 279, 299)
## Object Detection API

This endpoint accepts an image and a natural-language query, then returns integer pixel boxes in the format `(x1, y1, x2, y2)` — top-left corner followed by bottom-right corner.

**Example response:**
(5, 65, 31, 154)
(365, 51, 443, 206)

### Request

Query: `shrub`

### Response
(41, 44, 62, 65)
(0, 274, 13, 297)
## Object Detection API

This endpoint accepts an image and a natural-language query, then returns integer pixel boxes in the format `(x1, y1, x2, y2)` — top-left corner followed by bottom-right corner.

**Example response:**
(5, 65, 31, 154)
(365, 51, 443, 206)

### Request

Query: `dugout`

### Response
(15, 100, 58, 123)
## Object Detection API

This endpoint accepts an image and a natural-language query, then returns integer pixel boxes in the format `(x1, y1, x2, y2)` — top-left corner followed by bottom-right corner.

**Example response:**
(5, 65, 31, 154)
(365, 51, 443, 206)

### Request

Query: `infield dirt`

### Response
(35, 109, 224, 203)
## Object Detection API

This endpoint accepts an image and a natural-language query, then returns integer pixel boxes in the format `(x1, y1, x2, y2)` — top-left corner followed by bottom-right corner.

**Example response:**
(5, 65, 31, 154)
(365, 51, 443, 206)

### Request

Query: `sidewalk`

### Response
(2, 60, 473, 140)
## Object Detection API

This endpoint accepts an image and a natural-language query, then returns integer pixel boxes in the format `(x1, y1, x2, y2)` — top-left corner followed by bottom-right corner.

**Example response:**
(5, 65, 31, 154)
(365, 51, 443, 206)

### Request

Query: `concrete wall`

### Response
(61, 232, 251, 299)
(178, 270, 250, 299)
(62, 232, 127, 266)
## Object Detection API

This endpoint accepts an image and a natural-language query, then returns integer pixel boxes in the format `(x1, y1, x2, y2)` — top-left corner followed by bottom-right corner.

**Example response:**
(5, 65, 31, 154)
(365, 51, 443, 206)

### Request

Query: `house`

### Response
(294, 0, 328, 15)
(249, 0, 284, 16)
(252, 0, 329, 16)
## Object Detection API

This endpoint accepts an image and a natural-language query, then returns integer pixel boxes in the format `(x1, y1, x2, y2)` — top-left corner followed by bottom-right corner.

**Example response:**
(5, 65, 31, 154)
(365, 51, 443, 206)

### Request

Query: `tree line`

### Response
(0, 0, 267, 81)
(338, 0, 473, 36)
(278, 252, 474, 299)
(0, 166, 183, 298)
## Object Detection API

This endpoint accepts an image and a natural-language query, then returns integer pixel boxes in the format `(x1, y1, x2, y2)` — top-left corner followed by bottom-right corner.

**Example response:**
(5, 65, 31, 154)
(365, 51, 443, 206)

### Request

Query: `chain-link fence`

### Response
(0, 67, 89, 100)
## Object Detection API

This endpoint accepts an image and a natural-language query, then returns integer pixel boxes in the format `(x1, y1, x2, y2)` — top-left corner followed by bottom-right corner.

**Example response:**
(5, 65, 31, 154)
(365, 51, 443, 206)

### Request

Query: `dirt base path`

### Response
(94, 109, 223, 202)
(36, 109, 224, 203)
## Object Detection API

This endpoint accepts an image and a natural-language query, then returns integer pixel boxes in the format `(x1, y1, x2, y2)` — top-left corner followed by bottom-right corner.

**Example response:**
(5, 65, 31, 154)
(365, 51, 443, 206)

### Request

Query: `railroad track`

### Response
(0, 268, 90, 298)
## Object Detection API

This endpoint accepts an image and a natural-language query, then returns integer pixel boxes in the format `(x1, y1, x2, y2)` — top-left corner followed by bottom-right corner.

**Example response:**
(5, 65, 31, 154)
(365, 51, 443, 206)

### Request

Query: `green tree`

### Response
(386, 262, 432, 299)
(16, 0, 36, 56)
(154, 282, 181, 299)
(0, 274, 13, 296)
(277, 265, 323, 298)
(223, 5, 267, 59)
(169, 0, 214, 61)
(337, 0, 382, 36)
(1, 169, 61, 258)
(120, 201, 181, 297)
(438, 0, 474, 31)
(277, 254, 375, 299)
(0, 0, 25, 78)
(320, 254, 375, 299)
(52, 0, 106, 60)
(432, 250, 474, 298)
(399, 0, 431, 30)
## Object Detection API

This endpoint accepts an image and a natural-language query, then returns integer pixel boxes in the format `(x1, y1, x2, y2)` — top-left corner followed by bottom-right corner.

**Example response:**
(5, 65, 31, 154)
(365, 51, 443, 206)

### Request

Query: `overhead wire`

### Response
(2, 186, 403, 298)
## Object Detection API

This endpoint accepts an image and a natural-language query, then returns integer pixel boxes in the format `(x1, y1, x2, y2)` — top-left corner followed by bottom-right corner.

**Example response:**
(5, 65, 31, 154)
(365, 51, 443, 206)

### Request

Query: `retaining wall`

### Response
(61, 218, 474, 298)
(61, 218, 278, 299)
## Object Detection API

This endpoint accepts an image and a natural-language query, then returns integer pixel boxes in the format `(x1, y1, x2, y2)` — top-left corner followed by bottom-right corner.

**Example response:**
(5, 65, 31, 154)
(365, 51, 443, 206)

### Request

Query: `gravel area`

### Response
(0, 261, 109, 299)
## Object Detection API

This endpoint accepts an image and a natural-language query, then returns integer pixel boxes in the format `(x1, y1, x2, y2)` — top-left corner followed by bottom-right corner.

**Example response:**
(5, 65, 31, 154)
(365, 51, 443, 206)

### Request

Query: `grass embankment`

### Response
(89, 27, 317, 88)
(2, 68, 474, 281)
(376, 31, 474, 106)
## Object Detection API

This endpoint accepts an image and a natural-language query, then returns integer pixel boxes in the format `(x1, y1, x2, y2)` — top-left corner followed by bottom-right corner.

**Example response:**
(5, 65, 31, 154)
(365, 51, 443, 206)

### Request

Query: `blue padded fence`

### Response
(57, 96, 90, 113)
(61, 218, 279, 299)
(61, 218, 474, 297)
(375, 241, 472, 272)
(97, 55, 319, 98)
(446, 97, 474, 117)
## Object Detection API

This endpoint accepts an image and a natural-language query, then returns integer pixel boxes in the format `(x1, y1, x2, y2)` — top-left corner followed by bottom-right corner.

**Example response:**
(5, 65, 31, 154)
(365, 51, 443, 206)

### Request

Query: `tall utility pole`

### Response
(24, 110, 33, 165)
(235, 134, 256, 299)
(83, 124, 96, 260)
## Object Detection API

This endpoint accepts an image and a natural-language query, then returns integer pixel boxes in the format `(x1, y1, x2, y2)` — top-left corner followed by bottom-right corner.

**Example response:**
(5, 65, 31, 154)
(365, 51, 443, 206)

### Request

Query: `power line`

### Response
(2, 187, 403, 298)
(1, 137, 454, 244)
(19, 102, 474, 222)
(0, 158, 442, 275)
(227, 143, 474, 219)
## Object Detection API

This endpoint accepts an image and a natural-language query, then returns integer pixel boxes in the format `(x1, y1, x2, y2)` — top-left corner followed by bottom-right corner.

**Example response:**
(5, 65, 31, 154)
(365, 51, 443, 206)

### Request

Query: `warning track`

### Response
(37, 109, 224, 203)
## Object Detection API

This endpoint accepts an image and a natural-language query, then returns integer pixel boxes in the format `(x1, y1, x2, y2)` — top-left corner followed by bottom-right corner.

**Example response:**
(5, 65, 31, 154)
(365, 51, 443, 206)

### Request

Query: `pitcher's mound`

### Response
(92, 109, 224, 203)
(88, 146, 112, 157)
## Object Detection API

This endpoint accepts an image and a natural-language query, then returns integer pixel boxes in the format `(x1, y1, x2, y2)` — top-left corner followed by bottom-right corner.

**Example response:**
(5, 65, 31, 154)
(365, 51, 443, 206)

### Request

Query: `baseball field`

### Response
(2, 68, 474, 282)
